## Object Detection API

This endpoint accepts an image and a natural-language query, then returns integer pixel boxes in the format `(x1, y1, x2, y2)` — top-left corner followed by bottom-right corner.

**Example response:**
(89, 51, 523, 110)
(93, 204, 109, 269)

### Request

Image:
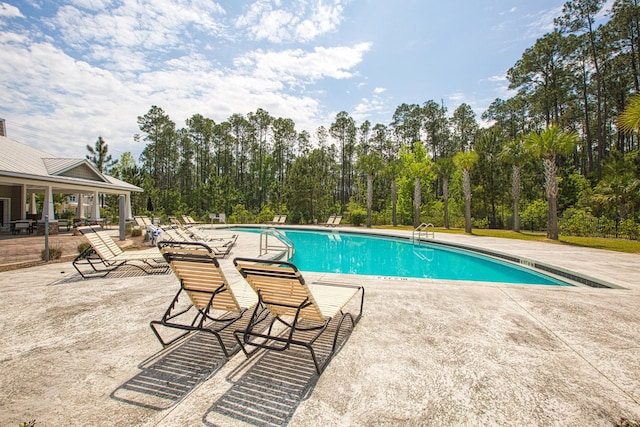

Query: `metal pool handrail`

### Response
(260, 228, 295, 258)
(413, 222, 435, 243)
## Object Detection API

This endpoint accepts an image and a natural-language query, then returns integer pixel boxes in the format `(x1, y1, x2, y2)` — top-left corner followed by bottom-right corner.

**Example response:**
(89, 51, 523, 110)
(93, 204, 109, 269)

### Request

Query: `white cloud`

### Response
(0, 0, 370, 159)
(526, 6, 562, 38)
(236, 0, 343, 43)
(0, 2, 23, 18)
(49, 0, 226, 72)
(235, 43, 372, 85)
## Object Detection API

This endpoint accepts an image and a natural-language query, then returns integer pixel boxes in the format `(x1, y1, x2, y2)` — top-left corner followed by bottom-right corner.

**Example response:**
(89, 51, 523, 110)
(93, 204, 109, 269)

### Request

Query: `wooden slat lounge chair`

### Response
(160, 225, 238, 258)
(182, 215, 203, 225)
(73, 225, 168, 278)
(151, 241, 259, 358)
(330, 215, 342, 227)
(266, 215, 280, 225)
(187, 226, 238, 245)
(277, 215, 287, 224)
(322, 214, 336, 226)
(233, 257, 364, 374)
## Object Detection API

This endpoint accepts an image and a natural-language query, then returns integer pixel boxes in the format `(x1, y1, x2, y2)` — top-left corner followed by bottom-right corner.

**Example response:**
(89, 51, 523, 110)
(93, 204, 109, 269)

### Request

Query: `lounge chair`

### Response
(160, 225, 238, 258)
(331, 215, 342, 227)
(182, 215, 203, 225)
(188, 227, 238, 246)
(159, 224, 191, 241)
(151, 241, 258, 358)
(267, 215, 280, 225)
(322, 214, 336, 226)
(233, 257, 364, 374)
(277, 215, 287, 224)
(73, 225, 168, 278)
(135, 215, 161, 242)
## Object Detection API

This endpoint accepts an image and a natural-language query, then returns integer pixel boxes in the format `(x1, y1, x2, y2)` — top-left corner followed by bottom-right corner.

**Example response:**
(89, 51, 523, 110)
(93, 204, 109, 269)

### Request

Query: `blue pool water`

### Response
(233, 228, 570, 286)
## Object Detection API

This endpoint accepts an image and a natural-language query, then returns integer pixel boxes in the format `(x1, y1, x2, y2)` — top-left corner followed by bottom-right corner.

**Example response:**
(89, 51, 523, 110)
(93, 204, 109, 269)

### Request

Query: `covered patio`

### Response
(0, 135, 141, 234)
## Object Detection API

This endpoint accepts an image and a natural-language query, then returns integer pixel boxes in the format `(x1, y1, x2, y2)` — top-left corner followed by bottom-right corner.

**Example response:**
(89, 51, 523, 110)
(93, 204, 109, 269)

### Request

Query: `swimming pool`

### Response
(231, 227, 571, 286)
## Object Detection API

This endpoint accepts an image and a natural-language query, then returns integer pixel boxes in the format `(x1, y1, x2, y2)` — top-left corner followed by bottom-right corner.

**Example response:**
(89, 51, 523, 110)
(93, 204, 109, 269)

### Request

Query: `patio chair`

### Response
(233, 257, 364, 374)
(182, 215, 203, 225)
(331, 215, 342, 227)
(73, 225, 168, 278)
(160, 225, 238, 258)
(277, 215, 287, 224)
(151, 241, 258, 358)
(187, 227, 238, 246)
(133, 216, 146, 228)
(322, 214, 336, 226)
(267, 215, 280, 225)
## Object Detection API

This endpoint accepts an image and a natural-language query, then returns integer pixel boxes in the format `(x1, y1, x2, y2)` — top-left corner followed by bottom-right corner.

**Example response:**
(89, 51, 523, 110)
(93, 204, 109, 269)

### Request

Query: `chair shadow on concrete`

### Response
(202, 314, 355, 426)
(202, 348, 319, 426)
(48, 264, 170, 286)
(111, 331, 233, 410)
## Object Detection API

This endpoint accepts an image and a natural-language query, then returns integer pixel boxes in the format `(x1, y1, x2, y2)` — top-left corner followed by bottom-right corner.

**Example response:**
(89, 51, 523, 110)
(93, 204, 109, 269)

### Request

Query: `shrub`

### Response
(349, 209, 366, 226)
(77, 242, 91, 254)
(256, 206, 276, 224)
(41, 244, 62, 260)
(520, 200, 548, 232)
(130, 227, 142, 237)
(596, 217, 617, 238)
(228, 204, 254, 224)
(473, 217, 489, 229)
(560, 208, 598, 237)
(619, 219, 640, 240)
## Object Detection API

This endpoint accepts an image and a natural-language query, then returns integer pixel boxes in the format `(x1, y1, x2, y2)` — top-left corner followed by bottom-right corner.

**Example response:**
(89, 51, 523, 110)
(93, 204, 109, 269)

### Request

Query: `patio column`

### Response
(20, 184, 27, 219)
(91, 190, 100, 219)
(30, 192, 37, 215)
(41, 186, 55, 221)
(125, 193, 132, 220)
(76, 193, 85, 220)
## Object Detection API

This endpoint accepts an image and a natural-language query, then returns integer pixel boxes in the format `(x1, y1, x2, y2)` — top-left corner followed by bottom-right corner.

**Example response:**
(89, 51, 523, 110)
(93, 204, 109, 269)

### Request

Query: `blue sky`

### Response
(0, 0, 613, 161)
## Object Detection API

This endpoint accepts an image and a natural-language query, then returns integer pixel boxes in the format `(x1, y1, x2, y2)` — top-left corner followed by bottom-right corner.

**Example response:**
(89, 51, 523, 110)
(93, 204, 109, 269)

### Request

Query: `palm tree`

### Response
(454, 151, 479, 234)
(357, 152, 383, 228)
(619, 93, 640, 133)
(525, 125, 579, 240)
(435, 157, 456, 229)
(404, 142, 433, 228)
(593, 150, 640, 233)
(384, 159, 401, 227)
(501, 137, 528, 232)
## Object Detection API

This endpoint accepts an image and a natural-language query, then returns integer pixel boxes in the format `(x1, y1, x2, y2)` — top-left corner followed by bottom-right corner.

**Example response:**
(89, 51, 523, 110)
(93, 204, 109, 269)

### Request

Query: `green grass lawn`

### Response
(374, 225, 640, 254)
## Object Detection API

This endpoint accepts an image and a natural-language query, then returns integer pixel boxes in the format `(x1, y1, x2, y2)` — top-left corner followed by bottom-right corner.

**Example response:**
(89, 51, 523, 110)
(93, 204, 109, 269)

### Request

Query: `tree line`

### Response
(100, 0, 640, 240)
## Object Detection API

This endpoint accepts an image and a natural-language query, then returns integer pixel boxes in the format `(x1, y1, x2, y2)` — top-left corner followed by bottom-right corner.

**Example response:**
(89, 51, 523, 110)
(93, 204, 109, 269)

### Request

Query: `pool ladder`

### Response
(412, 222, 434, 244)
(260, 228, 295, 258)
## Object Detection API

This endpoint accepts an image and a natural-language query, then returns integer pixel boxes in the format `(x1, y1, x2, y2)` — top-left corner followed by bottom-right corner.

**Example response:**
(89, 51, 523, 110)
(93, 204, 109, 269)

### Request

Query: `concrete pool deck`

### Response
(1, 227, 639, 426)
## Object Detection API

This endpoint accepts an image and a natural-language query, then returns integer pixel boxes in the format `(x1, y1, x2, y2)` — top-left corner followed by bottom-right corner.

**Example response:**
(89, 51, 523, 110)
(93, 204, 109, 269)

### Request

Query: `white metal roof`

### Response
(0, 135, 142, 193)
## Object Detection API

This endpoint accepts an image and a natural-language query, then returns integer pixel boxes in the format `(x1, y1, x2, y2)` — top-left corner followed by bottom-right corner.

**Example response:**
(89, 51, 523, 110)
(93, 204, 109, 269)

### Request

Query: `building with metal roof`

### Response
(0, 134, 142, 232)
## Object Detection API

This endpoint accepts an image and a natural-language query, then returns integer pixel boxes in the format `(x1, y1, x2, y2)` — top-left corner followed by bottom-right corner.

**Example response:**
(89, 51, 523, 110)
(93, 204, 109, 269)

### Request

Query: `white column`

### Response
(77, 194, 85, 220)
(30, 193, 37, 214)
(41, 186, 54, 221)
(91, 190, 100, 219)
(125, 193, 132, 220)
